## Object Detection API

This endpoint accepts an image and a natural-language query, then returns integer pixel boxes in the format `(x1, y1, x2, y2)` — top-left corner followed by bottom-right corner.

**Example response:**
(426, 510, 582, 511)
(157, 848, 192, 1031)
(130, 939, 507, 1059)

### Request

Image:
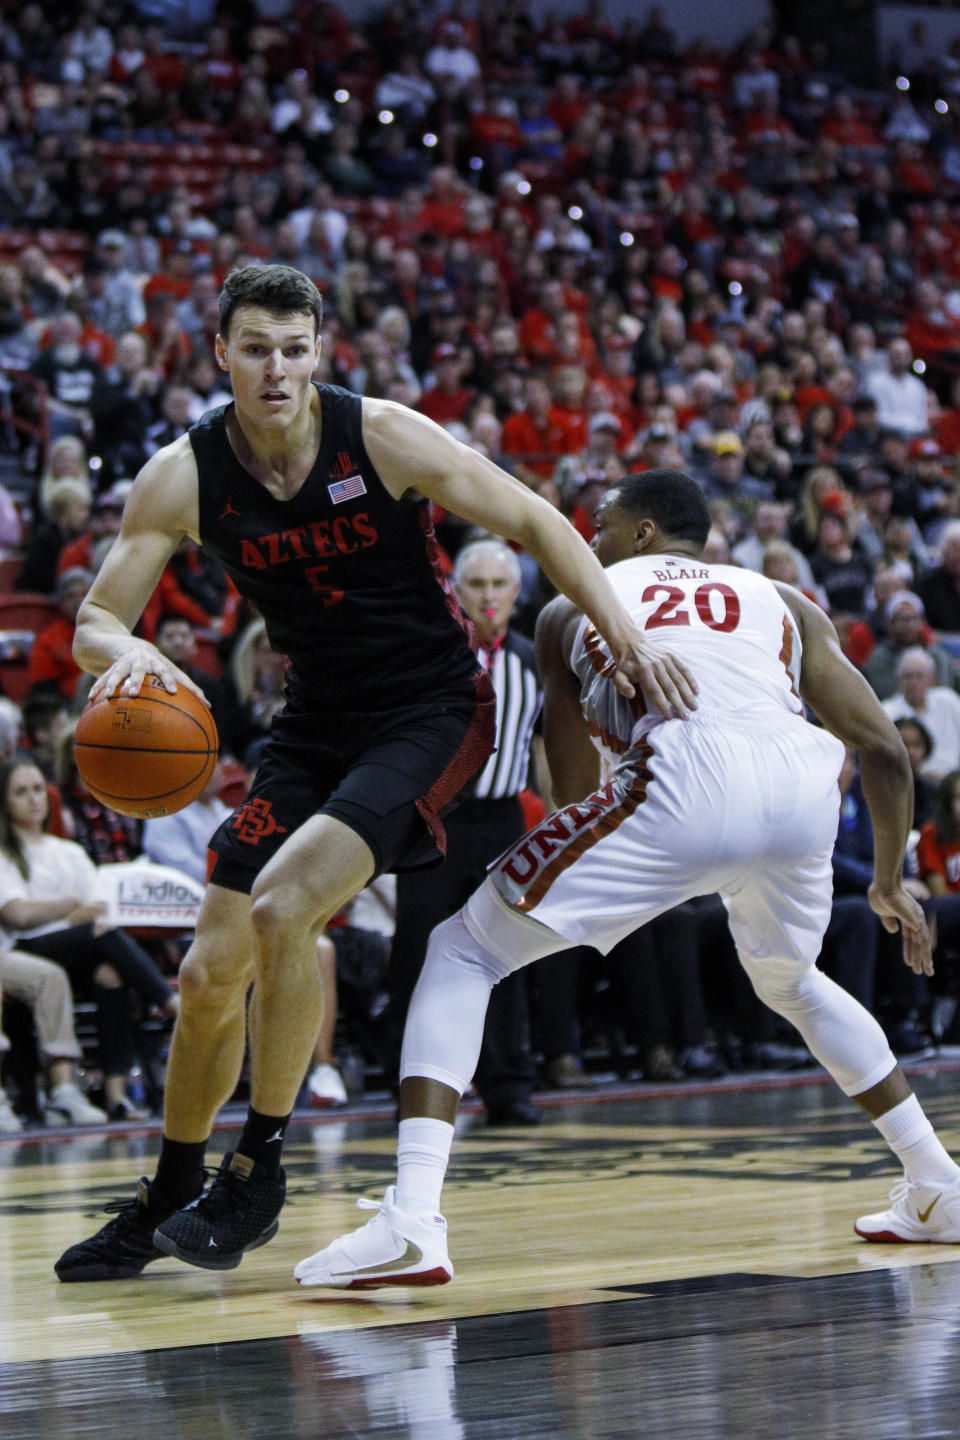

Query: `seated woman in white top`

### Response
(0, 755, 179, 1121)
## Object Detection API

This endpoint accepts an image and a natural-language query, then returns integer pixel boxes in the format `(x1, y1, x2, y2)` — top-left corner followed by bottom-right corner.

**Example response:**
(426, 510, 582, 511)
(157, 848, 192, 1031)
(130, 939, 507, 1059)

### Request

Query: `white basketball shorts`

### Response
(465, 710, 846, 984)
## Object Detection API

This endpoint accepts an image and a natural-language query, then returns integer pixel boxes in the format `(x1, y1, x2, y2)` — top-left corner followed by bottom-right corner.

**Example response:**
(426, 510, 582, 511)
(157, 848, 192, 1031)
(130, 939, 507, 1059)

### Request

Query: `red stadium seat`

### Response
(0, 593, 59, 634)
(0, 557, 23, 593)
(0, 654, 33, 702)
(0, 589, 54, 701)
(0, 627, 35, 701)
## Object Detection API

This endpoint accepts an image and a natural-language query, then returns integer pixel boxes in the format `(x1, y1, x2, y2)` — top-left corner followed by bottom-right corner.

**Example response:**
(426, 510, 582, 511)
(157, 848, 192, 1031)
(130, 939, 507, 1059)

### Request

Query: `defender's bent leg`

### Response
(729, 877, 960, 1245)
(295, 889, 569, 1288)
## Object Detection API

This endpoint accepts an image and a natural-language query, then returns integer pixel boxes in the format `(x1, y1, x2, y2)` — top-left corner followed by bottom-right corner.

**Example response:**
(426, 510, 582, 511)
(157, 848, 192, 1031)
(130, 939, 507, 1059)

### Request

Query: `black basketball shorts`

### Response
(208, 675, 495, 895)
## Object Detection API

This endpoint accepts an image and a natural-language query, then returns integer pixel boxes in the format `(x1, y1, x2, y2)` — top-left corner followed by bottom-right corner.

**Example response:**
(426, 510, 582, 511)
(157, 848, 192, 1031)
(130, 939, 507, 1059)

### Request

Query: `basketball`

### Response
(74, 674, 219, 819)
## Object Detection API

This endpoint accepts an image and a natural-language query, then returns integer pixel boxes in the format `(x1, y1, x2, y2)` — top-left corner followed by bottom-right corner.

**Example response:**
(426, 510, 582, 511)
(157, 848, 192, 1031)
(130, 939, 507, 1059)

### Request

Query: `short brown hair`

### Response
(218, 264, 323, 338)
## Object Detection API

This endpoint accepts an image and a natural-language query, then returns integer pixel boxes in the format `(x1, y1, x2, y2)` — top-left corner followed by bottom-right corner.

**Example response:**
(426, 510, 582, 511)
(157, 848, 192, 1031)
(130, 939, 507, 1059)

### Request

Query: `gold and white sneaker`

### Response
(855, 1175, 960, 1243)
(294, 1185, 453, 1290)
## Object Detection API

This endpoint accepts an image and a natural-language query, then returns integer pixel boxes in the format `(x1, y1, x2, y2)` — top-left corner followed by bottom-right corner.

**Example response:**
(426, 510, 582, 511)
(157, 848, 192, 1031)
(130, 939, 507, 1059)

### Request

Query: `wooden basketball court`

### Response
(2, 1063, 960, 1438)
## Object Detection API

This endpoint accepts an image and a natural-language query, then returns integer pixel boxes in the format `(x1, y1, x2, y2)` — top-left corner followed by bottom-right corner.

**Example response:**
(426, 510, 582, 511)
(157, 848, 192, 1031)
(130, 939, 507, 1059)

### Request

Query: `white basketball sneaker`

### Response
(306, 1063, 348, 1108)
(45, 1082, 108, 1127)
(855, 1174, 960, 1243)
(294, 1185, 453, 1290)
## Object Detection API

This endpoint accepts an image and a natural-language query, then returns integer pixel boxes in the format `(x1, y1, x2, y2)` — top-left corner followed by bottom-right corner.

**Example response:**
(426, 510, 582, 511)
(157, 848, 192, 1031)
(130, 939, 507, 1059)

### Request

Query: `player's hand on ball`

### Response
(91, 646, 210, 707)
(76, 673, 219, 817)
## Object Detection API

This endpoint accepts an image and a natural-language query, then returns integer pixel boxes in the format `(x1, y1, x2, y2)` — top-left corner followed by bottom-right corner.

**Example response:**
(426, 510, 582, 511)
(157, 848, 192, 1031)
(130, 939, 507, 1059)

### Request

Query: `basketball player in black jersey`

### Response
(54, 265, 696, 1282)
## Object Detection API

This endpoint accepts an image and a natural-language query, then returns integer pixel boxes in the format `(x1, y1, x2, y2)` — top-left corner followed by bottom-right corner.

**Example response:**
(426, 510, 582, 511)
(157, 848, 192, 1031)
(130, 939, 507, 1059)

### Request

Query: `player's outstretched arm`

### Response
(363, 401, 698, 719)
(775, 582, 934, 976)
(73, 438, 209, 703)
(535, 596, 601, 807)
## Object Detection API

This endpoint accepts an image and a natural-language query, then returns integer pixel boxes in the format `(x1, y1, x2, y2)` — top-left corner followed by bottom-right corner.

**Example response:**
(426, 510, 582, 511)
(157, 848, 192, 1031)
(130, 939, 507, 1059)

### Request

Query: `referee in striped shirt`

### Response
(385, 538, 545, 1125)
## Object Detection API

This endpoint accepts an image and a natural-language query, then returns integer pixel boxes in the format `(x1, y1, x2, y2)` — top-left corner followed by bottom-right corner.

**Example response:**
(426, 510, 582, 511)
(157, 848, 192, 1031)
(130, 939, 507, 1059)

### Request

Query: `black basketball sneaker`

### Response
(55, 1177, 188, 1282)
(153, 1152, 285, 1270)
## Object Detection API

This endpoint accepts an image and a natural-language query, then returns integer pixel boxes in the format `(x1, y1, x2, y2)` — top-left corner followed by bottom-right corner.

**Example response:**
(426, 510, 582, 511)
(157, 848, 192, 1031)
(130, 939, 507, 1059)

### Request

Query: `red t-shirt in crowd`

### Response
(936, 410, 960, 454)
(916, 822, 960, 892)
(57, 533, 94, 576)
(501, 408, 580, 477)
(26, 617, 82, 699)
(417, 386, 476, 425)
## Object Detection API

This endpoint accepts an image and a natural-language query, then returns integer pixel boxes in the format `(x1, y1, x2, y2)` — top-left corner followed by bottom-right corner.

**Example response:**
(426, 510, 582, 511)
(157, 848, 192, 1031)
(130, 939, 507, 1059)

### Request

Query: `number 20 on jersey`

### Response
(642, 582, 741, 634)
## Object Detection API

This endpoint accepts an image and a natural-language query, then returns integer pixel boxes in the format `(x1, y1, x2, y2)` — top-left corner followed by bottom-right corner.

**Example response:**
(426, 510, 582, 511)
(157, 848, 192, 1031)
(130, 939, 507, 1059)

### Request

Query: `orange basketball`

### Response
(74, 674, 219, 819)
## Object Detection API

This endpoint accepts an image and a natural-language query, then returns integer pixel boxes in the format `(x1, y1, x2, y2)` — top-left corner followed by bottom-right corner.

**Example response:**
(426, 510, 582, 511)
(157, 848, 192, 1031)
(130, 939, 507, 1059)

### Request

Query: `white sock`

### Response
(396, 1117, 455, 1214)
(872, 1096, 960, 1186)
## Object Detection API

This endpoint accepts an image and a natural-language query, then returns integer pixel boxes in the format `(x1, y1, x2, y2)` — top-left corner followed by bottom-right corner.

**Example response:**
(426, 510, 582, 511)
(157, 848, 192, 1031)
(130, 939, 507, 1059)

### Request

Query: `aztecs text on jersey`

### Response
(190, 384, 479, 710)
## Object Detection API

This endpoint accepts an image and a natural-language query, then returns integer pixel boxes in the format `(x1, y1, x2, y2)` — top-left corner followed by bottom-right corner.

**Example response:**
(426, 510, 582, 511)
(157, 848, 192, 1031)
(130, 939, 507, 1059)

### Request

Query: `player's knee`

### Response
(250, 868, 330, 938)
(249, 886, 299, 950)
(750, 979, 792, 1016)
(749, 963, 821, 1018)
(178, 941, 251, 1009)
(424, 913, 513, 986)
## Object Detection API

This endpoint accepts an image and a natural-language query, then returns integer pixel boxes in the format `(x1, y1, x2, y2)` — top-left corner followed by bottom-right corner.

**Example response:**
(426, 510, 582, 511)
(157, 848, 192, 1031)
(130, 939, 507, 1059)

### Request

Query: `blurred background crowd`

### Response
(4, 0, 960, 1129)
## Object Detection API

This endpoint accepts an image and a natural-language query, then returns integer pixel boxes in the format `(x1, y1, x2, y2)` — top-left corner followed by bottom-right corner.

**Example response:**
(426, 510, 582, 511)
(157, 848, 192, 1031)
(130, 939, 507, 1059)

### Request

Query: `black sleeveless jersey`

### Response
(190, 384, 480, 711)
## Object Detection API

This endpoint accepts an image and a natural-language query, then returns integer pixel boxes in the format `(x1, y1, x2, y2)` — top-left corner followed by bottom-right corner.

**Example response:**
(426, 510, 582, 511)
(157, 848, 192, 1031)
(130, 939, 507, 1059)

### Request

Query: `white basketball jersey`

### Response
(571, 555, 804, 762)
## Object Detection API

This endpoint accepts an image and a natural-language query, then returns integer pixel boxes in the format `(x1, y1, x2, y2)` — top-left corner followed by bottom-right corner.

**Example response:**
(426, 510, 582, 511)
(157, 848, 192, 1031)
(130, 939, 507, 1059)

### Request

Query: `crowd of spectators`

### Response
(7, 0, 960, 1110)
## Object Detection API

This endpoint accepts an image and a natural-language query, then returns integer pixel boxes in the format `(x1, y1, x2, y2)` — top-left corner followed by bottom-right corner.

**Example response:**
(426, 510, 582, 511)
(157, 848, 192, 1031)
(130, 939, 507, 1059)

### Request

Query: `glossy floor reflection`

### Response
(2, 1069, 960, 1437)
(3, 1264, 960, 1439)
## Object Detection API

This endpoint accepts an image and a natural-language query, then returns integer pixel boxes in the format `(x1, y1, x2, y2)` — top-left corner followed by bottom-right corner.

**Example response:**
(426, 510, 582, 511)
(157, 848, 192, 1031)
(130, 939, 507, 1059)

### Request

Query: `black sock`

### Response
(155, 1138, 207, 1207)
(236, 1108, 291, 1172)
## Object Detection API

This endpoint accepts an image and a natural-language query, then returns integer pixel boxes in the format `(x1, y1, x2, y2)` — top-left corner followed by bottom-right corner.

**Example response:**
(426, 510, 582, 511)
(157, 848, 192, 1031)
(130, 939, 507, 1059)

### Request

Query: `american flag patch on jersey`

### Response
(327, 474, 367, 504)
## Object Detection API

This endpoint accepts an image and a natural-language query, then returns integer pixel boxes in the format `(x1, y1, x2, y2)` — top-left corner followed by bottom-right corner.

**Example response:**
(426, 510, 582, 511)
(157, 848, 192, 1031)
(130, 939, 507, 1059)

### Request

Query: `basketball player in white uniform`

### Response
(297, 470, 960, 1290)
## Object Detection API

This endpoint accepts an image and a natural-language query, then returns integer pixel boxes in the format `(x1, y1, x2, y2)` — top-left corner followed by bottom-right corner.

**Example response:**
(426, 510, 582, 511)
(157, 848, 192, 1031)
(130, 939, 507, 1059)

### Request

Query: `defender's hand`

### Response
(611, 639, 699, 719)
(869, 883, 935, 977)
